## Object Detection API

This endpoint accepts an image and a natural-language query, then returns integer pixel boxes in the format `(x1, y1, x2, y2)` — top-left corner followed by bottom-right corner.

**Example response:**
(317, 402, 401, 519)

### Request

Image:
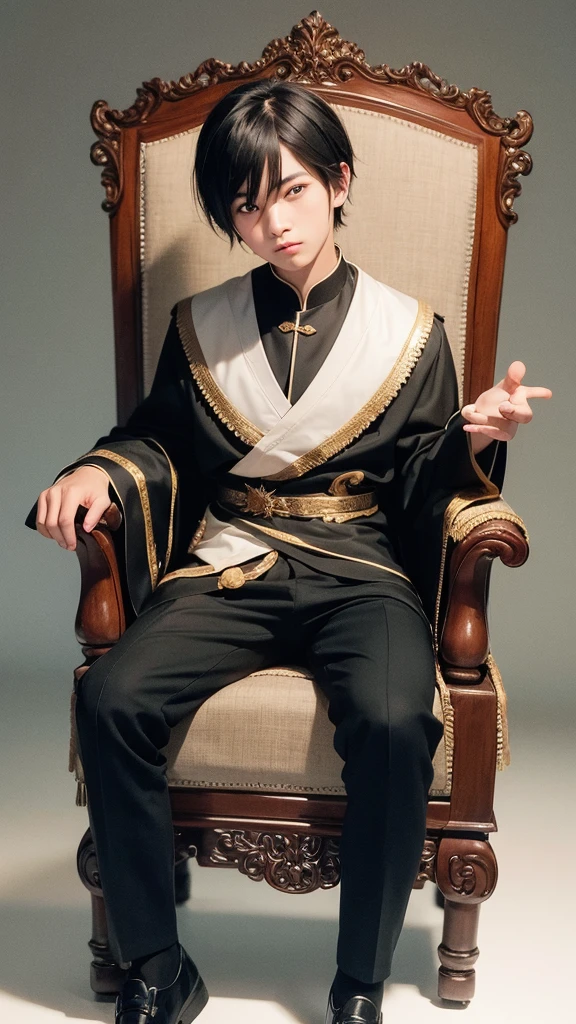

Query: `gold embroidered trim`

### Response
(434, 659, 455, 789)
(158, 563, 216, 584)
(486, 653, 511, 770)
(265, 299, 435, 480)
(233, 518, 412, 581)
(176, 300, 264, 446)
(188, 516, 207, 553)
(157, 549, 278, 587)
(87, 448, 158, 589)
(149, 440, 178, 570)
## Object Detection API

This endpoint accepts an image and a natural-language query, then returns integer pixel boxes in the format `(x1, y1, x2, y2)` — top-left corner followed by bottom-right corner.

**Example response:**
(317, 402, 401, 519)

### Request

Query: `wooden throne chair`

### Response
(69, 10, 531, 1007)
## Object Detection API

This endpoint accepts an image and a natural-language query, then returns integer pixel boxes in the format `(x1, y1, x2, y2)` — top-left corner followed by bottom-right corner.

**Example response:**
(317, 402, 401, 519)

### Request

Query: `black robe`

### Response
(25, 253, 504, 626)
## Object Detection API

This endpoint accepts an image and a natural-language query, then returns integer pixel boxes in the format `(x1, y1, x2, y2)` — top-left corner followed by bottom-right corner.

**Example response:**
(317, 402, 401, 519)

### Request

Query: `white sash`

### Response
(187, 266, 425, 570)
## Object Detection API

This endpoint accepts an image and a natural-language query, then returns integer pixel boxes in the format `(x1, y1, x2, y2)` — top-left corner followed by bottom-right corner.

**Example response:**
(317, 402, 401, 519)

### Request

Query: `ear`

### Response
(332, 162, 351, 208)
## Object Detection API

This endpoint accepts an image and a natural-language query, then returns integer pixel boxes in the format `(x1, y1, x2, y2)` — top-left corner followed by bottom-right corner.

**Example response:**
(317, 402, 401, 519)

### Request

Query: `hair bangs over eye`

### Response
(229, 113, 283, 226)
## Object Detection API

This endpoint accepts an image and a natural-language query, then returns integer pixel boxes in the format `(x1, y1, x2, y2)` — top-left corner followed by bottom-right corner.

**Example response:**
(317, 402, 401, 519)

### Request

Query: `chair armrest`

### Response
(439, 505, 529, 684)
(73, 502, 126, 649)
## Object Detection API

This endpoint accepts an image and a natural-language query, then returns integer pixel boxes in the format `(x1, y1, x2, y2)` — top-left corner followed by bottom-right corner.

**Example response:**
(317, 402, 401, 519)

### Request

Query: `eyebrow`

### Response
(233, 172, 307, 201)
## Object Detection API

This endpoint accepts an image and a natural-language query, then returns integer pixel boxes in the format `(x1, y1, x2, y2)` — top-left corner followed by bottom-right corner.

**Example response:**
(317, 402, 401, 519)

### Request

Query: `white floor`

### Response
(0, 715, 573, 1023)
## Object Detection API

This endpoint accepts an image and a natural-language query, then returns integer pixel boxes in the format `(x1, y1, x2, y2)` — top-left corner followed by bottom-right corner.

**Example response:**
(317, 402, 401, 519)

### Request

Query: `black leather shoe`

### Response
(115, 943, 208, 1023)
(325, 985, 383, 1024)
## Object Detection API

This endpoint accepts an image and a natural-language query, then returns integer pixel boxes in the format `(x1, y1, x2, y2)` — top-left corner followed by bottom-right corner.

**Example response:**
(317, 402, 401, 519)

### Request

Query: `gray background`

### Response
(2, 0, 573, 795)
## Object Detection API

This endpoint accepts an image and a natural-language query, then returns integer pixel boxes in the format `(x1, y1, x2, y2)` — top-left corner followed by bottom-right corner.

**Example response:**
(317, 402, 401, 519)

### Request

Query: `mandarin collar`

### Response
(264, 244, 349, 311)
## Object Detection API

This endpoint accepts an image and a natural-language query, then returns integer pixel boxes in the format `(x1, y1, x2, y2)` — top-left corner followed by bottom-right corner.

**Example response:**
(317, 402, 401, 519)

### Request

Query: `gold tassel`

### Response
(486, 653, 511, 770)
(434, 660, 454, 790)
(69, 689, 88, 803)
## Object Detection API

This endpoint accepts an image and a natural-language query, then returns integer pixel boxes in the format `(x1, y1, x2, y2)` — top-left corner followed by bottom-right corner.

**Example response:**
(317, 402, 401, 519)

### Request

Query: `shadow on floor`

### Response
(0, 891, 444, 1023)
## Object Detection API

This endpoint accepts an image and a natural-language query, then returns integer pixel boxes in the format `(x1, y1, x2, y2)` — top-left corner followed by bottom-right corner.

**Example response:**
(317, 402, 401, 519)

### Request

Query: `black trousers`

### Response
(74, 551, 443, 983)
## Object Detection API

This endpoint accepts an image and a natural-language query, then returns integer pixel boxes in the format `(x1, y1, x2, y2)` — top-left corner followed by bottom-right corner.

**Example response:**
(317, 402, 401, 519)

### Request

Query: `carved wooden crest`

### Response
(91, 9, 532, 223)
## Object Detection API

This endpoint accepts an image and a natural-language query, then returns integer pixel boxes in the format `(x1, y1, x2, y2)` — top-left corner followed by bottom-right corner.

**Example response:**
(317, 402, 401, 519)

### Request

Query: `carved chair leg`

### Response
(438, 900, 480, 1004)
(77, 828, 127, 995)
(435, 837, 498, 1005)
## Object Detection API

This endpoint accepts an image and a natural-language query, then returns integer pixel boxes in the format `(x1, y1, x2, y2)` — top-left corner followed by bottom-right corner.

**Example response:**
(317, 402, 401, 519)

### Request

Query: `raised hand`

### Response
(461, 360, 552, 451)
(36, 465, 111, 551)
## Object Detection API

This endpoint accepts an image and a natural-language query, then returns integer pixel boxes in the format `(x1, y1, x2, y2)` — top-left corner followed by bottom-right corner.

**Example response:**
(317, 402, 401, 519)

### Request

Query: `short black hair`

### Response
(192, 79, 356, 248)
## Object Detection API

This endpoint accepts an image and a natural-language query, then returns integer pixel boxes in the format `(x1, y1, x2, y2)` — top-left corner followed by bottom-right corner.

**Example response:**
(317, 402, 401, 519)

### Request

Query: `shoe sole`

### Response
(177, 976, 209, 1024)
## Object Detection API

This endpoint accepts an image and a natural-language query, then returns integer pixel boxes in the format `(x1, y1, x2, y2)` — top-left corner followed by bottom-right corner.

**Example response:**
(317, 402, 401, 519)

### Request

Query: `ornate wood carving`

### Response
(77, 828, 103, 896)
(414, 837, 438, 887)
(91, 9, 532, 221)
(436, 838, 498, 903)
(440, 520, 529, 683)
(205, 829, 341, 892)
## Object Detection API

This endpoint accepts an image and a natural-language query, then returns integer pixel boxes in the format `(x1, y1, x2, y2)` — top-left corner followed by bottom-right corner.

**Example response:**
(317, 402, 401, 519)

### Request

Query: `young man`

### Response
(28, 81, 551, 1024)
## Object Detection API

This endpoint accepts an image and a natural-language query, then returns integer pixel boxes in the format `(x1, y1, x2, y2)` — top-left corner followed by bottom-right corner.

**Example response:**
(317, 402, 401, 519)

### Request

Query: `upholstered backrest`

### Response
(93, 13, 532, 420)
(140, 107, 477, 397)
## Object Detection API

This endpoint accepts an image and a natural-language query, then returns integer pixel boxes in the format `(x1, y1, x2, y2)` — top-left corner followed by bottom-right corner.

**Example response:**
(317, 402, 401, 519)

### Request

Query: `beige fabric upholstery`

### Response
(140, 104, 477, 399)
(71, 667, 450, 798)
(160, 667, 450, 798)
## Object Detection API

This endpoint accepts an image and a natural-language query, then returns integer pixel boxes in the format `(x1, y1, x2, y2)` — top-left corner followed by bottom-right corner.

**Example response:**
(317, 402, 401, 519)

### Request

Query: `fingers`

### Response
(50, 488, 80, 549)
(497, 400, 533, 424)
(523, 386, 553, 399)
(83, 496, 112, 534)
(501, 360, 526, 394)
(463, 423, 517, 441)
(40, 487, 67, 548)
(461, 404, 489, 424)
(35, 490, 52, 540)
(463, 404, 521, 430)
(35, 477, 109, 551)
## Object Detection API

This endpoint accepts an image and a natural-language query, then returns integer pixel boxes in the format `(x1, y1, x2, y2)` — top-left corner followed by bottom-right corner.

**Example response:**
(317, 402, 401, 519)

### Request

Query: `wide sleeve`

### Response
(25, 307, 209, 612)
(390, 317, 506, 619)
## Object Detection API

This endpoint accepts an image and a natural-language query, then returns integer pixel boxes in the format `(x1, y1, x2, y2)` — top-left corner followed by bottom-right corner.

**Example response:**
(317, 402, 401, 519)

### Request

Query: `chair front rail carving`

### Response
(202, 829, 341, 893)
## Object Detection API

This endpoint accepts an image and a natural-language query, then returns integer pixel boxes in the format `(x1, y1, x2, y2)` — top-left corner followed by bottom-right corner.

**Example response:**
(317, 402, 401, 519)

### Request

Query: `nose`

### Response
(266, 199, 291, 238)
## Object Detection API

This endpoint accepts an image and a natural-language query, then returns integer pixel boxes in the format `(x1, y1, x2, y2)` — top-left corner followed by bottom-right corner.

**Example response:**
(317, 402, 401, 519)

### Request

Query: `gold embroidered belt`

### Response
(216, 482, 379, 524)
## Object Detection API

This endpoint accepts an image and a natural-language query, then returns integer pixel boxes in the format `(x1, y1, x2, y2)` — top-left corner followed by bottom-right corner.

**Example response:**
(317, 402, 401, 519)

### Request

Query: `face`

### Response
(231, 142, 350, 270)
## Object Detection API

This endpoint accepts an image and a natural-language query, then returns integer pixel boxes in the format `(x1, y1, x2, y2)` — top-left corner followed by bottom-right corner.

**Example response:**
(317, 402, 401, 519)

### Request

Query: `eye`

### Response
(288, 184, 305, 197)
(236, 201, 258, 215)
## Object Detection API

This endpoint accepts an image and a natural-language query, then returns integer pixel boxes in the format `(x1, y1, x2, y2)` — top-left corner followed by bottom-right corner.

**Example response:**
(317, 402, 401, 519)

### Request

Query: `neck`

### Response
(270, 235, 340, 308)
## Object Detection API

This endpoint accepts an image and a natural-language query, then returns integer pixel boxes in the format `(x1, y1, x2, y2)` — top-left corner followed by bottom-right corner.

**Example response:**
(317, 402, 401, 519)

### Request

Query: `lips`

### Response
(276, 242, 301, 252)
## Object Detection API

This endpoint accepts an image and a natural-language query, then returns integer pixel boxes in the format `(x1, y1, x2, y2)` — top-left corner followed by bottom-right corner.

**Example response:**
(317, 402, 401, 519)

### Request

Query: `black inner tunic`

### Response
(252, 245, 357, 404)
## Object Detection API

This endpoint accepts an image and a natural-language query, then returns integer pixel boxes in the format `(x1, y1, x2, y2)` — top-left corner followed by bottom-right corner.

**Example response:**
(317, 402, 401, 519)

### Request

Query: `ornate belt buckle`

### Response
(240, 483, 288, 518)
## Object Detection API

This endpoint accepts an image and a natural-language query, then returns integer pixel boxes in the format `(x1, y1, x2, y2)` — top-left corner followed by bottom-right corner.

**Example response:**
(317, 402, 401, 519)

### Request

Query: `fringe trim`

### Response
(449, 504, 529, 545)
(434, 659, 454, 790)
(486, 653, 511, 770)
(69, 691, 87, 805)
